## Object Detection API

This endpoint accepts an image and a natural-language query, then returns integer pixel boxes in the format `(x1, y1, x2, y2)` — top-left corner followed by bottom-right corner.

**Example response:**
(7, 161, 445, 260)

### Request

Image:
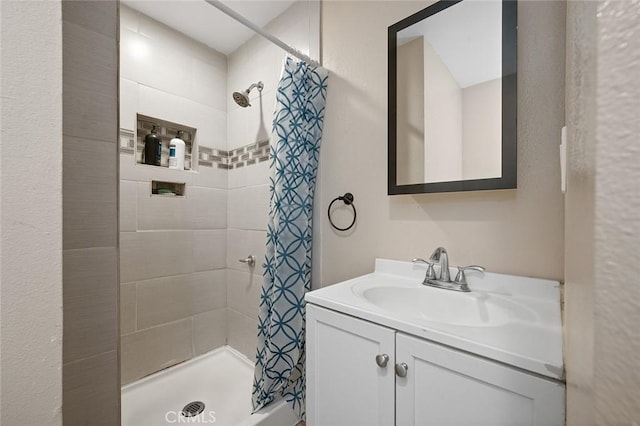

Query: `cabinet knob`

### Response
(375, 354, 389, 368)
(395, 362, 409, 377)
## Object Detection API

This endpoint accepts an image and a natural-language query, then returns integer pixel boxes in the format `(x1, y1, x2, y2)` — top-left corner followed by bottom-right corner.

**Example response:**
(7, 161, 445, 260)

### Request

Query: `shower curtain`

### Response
(252, 57, 328, 420)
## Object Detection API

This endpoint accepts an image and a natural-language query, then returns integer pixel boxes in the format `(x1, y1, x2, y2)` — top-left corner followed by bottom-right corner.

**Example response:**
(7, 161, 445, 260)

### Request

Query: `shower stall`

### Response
(117, 1, 320, 424)
(122, 347, 296, 425)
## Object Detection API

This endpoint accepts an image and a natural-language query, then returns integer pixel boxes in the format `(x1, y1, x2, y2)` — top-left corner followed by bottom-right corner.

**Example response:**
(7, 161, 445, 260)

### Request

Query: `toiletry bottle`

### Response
(169, 130, 186, 170)
(143, 125, 162, 166)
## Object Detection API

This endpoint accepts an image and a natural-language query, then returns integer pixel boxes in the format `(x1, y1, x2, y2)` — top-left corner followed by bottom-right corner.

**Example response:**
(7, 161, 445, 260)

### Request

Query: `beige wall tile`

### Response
(194, 165, 227, 189)
(120, 4, 139, 33)
(63, 136, 117, 250)
(188, 186, 227, 229)
(226, 229, 248, 271)
(63, 20, 117, 100)
(193, 230, 227, 272)
(247, 230, 267, 277)
(62, 2, 119, 421)
(227, 106, 248, 150)
(246, 92, 272, 144)
(227, 188, 246, 229)
(136, 270, 226, 330)
(120, 180, 137, 232)
(193, 309, 227, 356)
(121, 283, 136, 335)
(62, 1, 117, 39)
(246, 160, 270, 187)
(63, 76, 117, 146)
(228, 165, 247, 189)
(120, 78, 139, 132)
(227, 308, 258, 360)
(227, 269, 261, 320)
(192, 58, 227, 111)
(120, 230, 193, 282)
(244, 185, 270, 231)
(63, 247, 118, 363)
(137, 182, 190, 230)
(121, 319, 193, 384)
(63, 351, 119, 426)
(119, 154, 196, 184)
(228, 185, 269, 231)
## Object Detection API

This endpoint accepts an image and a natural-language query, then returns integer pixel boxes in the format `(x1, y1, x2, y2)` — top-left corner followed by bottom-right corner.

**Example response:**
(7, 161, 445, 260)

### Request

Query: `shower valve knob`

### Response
(375, 354, 389, 368)
(238, 255, 256, 267)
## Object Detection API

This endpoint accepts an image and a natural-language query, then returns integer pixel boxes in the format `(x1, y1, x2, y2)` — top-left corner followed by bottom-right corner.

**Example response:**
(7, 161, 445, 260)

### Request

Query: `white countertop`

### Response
(305, 259, 564, 381)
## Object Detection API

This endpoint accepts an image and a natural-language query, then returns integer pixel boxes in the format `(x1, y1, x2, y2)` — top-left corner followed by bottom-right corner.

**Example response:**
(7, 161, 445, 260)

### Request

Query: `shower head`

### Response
(232, 81, 264, 108)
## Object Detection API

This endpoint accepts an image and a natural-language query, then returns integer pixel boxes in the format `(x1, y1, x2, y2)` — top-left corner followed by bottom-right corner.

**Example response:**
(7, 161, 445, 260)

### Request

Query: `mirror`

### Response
(388, 0, 517, 194)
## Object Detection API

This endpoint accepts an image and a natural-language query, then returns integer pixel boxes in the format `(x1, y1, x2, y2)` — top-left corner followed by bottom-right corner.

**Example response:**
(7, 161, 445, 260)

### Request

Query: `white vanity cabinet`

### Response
(307, 304, 565, 426)
(306, 304, 396, 425)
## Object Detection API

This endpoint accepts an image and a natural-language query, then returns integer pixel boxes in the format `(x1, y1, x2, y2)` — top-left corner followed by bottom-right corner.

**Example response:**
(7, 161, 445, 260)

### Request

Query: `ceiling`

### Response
(397, 0, 502, 88)
(121, 0, 297, 55)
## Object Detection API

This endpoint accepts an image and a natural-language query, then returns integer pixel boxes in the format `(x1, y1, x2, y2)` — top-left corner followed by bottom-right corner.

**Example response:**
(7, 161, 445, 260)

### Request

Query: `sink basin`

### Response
(359, 285, 531, 327)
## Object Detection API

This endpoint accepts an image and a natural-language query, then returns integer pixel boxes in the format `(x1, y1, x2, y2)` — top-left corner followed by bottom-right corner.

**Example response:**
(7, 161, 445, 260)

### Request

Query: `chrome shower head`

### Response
(232, 81, 264, 107)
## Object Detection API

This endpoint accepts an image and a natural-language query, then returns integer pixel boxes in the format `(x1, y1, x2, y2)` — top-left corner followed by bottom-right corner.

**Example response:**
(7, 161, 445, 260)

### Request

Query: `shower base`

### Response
(121, 346, 298, 426)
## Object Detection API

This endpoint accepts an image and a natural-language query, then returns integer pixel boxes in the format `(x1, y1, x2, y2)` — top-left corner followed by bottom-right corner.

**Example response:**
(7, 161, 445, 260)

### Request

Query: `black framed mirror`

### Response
(388, 0, 517, 195)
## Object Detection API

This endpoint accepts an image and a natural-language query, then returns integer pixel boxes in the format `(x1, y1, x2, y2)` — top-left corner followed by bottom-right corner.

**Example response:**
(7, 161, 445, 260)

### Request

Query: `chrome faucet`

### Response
(412, 246, 485, 292)
(429, 247, 451, 282)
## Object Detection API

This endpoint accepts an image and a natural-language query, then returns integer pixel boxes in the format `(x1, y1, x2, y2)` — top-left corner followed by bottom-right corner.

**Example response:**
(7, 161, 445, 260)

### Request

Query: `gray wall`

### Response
(62, 1, 120, 424)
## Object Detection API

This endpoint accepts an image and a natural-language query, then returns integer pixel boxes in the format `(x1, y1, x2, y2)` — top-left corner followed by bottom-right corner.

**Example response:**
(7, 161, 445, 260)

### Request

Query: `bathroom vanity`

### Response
(305, 259, 565, 426)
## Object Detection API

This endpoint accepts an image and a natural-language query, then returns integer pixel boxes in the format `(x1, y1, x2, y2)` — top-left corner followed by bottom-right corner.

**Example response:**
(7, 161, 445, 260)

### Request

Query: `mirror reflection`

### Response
(396, 0, 502, 185)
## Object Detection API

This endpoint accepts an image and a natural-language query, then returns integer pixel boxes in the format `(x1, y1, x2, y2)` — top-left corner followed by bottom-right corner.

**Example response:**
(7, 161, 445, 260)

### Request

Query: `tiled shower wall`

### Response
(226, 0, 319, 359)
(118, 1, 320, 382)
(118, 5, 228, 384)
(62, 1, 119, 423)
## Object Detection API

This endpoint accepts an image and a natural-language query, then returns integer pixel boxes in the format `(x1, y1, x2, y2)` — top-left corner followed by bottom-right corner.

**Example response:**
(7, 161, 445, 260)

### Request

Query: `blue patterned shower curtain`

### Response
(251, 57, 328, 420)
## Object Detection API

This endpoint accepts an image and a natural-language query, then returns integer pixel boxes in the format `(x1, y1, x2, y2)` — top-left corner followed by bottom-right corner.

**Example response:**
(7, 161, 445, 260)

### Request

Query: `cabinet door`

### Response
(306, 305, 396, 426)
(395, 333, 565, 426)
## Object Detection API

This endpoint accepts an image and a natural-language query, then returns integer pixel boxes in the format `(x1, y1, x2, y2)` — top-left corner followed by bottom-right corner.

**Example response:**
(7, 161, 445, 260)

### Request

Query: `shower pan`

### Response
(121, 347, 297, 426)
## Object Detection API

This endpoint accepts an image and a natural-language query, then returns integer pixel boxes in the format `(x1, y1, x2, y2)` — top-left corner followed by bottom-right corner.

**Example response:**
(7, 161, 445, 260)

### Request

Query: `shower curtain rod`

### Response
(204, 0, 320, 67)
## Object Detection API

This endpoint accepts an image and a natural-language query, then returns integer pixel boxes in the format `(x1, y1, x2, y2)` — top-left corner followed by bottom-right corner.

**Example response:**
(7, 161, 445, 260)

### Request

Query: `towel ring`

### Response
(328, 193, 357, 232)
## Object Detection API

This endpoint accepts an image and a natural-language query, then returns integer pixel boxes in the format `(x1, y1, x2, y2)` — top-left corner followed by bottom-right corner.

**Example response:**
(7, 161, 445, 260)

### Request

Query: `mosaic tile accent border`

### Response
(120, 129, 135, 155)
(198, 140, 271, 170)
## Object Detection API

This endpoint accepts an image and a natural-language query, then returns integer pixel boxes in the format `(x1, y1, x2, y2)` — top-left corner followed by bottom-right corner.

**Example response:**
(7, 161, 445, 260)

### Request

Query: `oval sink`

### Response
(361, 286, 527, 327)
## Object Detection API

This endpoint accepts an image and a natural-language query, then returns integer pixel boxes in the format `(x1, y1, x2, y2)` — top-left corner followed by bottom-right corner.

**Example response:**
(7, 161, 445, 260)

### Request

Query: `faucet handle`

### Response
(454, 265, 485, 285)
(412, 258, 436, 281)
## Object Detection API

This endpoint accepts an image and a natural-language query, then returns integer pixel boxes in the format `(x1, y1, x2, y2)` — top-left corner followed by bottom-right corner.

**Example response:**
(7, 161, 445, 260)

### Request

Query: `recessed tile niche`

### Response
(136, 114, 196, 170)
(151, 180, 186, 197)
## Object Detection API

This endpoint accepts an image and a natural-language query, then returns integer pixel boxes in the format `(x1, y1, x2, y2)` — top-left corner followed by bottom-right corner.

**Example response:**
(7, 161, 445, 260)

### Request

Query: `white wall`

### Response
(565, 0, 640, 423)
(592, 1, 640, 419)
(424, 39, 463, 183)
(319, 1, 566, 287)
(0, 1, 63, 424)
(396, 37, 425, 186)
(462, 78, 502, 180)
(564, 2, 597, 423)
